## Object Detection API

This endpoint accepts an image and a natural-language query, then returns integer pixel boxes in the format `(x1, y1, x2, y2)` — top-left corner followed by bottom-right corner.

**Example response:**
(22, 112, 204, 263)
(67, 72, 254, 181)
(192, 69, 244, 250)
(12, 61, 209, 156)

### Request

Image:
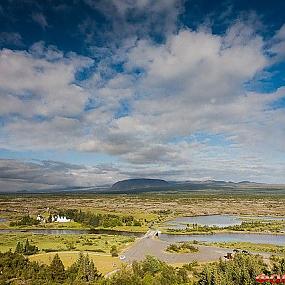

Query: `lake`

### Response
(164, 215, 242, 229)
(159, 232, 285, 246)
(164, 214, 285, 229)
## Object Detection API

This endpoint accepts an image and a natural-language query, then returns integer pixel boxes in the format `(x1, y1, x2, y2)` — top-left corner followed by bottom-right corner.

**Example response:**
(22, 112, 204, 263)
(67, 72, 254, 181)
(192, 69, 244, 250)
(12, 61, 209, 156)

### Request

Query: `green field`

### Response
(0, 233, 135, 253)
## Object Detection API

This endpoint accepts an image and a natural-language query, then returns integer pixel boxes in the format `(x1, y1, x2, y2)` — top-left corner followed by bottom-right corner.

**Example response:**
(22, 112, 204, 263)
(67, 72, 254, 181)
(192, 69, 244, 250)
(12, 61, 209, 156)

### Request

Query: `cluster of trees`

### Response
(59, 209, 142, 228)
(0, 251, 101, 284)
(9, 210, 144, 229)
(10, 215, 40, 226)
(1, 249, 285, 284)
(198, 253, 269, 285)
(0, 252, 189, 284)
(15, 239, 39, 255)
(271, 255, 285, 275)
(66, 252, 102, 283)
(105, 254, 285, 285)
(226, 221, 284, 233)
(170, 221, 284, 234)
(168, 224, 217, 234)
(166, 242, 199, 253)
(103, 256, 190, 285)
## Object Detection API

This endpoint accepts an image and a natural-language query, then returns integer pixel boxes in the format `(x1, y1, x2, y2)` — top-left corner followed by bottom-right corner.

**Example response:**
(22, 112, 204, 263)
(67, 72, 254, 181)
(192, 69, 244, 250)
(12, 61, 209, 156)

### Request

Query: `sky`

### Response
(0, 0, 285, 191)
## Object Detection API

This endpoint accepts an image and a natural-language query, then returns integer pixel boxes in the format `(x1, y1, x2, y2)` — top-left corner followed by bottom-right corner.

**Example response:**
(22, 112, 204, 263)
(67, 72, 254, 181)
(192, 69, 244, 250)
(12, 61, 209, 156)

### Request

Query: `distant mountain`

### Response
(109, 178, 283, 193)
(237, 180, 261, 185)
(171, 179, 262, 188)
(10, 179, 283, 194)
(111, 178, 169, 190)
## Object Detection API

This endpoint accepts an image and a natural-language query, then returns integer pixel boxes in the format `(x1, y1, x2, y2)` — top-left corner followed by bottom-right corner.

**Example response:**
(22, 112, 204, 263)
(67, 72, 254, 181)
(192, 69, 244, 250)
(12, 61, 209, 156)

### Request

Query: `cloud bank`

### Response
(0, 1, 285, 190)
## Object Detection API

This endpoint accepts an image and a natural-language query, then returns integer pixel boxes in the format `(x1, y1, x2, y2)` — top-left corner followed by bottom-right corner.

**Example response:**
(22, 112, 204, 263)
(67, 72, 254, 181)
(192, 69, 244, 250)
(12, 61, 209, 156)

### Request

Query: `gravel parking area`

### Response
(123, 231, 231, 264)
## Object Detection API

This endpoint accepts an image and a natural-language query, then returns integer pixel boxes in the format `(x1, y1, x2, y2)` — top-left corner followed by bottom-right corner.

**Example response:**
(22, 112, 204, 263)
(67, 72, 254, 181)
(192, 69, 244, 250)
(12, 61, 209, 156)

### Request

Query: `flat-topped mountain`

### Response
(111, 178, 169, 190)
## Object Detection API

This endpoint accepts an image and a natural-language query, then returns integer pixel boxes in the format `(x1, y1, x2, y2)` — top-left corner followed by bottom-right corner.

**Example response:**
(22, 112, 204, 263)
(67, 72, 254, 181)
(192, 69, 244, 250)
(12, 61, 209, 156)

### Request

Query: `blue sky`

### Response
(0, 0, 285, 191)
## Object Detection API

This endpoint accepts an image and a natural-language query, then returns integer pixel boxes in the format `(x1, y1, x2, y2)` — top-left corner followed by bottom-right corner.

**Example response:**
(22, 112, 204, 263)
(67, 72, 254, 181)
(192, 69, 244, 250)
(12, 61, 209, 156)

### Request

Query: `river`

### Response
(159, 232, 285, 246)
(0, 228, 144, 237)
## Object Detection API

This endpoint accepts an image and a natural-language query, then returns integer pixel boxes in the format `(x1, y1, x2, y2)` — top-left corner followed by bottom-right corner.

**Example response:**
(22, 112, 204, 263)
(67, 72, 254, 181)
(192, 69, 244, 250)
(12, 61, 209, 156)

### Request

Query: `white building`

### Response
(52, 215, 71, 223)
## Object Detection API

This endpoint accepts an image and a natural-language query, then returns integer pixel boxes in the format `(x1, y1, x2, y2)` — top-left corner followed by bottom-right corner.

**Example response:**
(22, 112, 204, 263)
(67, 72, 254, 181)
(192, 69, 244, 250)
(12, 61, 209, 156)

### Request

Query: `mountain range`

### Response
(11, 178, 285, 194)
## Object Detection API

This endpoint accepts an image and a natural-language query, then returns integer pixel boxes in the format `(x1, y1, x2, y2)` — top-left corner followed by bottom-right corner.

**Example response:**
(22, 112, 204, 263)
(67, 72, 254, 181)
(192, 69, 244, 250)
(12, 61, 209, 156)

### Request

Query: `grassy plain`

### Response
(1, 191, 285, 232)
(0, 233, 134, 253)
(1, 191, 285, 218)
(29, 251, 123, 274)
(0, 191, 285, 274)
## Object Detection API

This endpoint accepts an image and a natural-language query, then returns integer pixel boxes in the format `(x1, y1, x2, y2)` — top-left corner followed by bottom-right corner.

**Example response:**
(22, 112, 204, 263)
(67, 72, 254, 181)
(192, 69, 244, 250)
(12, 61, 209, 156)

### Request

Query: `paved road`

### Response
(122, 231, 231, 264)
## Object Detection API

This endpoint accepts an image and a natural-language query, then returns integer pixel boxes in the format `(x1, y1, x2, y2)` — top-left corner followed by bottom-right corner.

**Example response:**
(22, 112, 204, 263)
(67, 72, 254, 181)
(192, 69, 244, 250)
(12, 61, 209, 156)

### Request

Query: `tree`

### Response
(47, 214, 52, 223)
(15, 241, 23, 253)
(10, 215, 40, 226)
(142, 256, 163, 276)
(67, 252, 101, 283)
(176, 267, 189, 283)
(272, 258, 285, 275)
(110, 245, 118, 257)
(50, 253, 65, 282)
(24, 239, 30, 253)
(77, 253, 101, 282)
(159, 264, 178, 285)
(23, 239, 39, 255)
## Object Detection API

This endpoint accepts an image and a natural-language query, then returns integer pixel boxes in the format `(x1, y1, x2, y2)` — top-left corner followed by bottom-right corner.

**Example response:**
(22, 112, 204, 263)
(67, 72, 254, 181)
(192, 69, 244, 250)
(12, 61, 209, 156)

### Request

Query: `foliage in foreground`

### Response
(102, 256, 190, 285)
(0, 250, 284, 284)
(0, 251, 101, 285)
(15, 239, 39, 255)
(198, 253, 269, 285)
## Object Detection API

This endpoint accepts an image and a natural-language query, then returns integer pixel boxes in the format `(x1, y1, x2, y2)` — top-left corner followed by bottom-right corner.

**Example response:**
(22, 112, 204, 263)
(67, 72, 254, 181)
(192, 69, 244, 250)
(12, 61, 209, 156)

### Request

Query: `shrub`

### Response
(166, 242, 199, 253)
(110, 245, 118, 257)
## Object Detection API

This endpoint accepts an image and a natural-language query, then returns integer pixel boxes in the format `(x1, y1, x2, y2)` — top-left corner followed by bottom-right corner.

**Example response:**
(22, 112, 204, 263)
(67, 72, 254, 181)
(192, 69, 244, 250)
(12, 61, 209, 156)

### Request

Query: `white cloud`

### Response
(0, 19, 285, 186)
(1, 117, 83, 150)
(75, 24, 285, 183)
(123, 24, 267, 138)
(0, 45, 93, 118)
(270, 24, 285, 61)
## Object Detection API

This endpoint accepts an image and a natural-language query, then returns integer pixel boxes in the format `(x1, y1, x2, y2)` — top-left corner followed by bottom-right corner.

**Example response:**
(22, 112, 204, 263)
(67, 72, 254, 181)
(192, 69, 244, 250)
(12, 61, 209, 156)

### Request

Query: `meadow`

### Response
(29, 251, 123, 275)
(1, 191, 285, 236)
(0, 232, 133, 275)
(0, 232, 134, 253)
(1, 191, 285, 223)
(0, 190, 285, 275)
